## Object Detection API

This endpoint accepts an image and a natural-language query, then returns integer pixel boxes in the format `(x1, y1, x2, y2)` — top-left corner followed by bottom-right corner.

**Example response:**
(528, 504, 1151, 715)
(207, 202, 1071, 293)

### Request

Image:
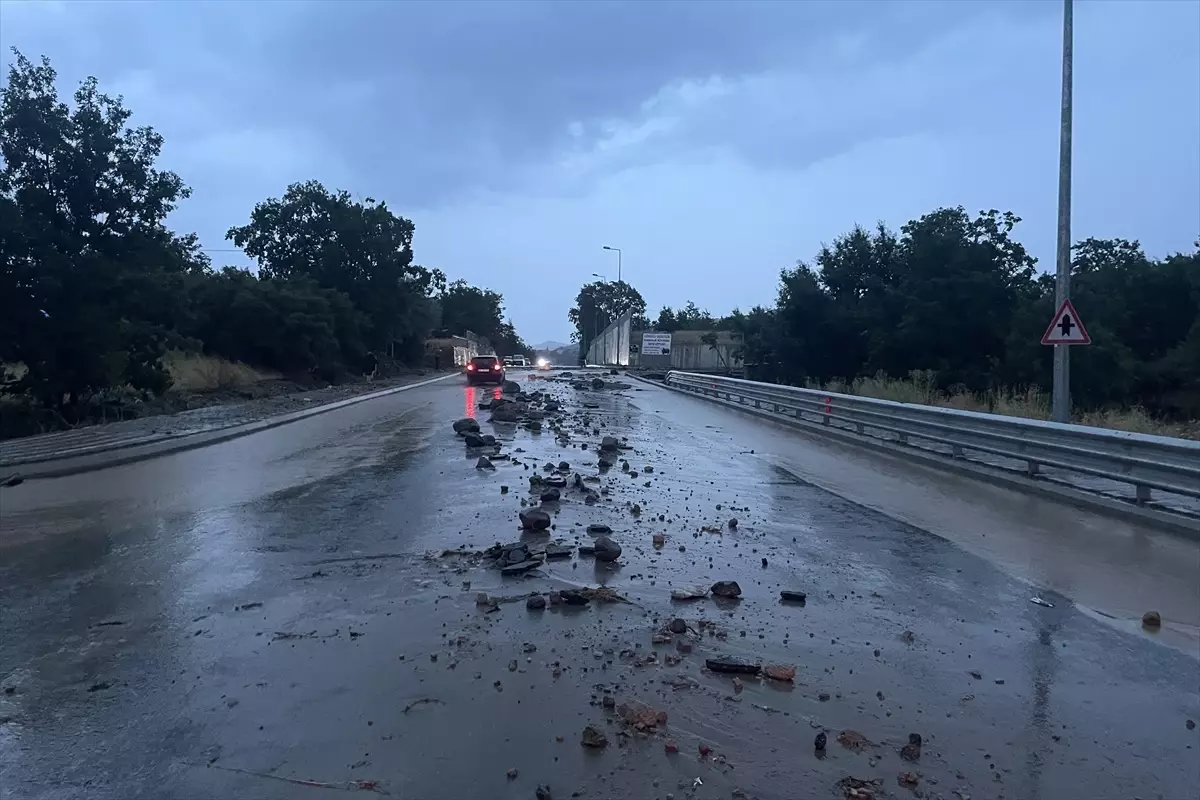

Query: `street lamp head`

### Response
(602, 245, 613, 251)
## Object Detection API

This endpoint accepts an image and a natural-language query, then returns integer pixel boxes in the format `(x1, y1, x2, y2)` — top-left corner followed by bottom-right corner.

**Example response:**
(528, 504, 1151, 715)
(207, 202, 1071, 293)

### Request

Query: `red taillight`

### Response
(467, 364, 475, 371)
(493, 365, 502, 371)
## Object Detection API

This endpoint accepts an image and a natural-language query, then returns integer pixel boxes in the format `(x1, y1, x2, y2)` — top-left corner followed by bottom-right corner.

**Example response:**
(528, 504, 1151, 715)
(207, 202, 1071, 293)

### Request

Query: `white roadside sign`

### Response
(641, 332, 672, 356)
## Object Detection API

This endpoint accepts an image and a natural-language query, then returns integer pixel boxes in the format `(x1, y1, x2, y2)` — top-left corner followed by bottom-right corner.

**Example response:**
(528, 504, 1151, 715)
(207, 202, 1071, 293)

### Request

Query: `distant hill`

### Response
(534, 340, 568, 351)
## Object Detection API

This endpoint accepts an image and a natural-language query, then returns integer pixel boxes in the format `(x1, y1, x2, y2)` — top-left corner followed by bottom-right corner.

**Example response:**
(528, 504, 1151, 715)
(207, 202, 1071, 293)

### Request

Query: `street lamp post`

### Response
(602, 246, 622, 283)
(1051, 0, 1074, 423)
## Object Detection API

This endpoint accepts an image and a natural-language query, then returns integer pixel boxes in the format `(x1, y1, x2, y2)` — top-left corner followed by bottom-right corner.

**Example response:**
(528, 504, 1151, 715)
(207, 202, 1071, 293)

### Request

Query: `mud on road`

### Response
(1, 371, 1197, 800)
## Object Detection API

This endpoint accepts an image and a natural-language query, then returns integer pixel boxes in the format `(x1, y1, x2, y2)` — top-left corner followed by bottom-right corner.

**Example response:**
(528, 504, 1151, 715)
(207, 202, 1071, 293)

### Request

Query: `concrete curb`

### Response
(632, 374, 1200, 539)
(3, 373, 460, 483)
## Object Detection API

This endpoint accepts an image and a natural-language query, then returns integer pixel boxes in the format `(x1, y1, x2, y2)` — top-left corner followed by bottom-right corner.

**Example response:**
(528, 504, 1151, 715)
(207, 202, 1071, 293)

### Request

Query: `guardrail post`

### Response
(951, 445, 963, 458)
(823, 396, 832, 425)
(855, 422, 865, 435)
(1027, 460, 1040, 477)
(1135, 485, 1151, 505)
(897, 432, 908, 444)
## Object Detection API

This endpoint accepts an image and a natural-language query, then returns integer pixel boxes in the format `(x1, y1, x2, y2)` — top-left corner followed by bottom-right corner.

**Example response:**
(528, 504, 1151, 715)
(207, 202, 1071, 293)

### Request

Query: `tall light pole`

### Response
(1051, 0, 1074, 423)
(602, 245, 622, 283)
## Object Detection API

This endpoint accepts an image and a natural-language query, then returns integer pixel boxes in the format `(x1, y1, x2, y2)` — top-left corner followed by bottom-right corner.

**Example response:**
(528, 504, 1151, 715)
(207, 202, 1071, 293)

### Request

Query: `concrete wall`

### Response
(631, 330, 740, 373)
(585, 311, 632, 366)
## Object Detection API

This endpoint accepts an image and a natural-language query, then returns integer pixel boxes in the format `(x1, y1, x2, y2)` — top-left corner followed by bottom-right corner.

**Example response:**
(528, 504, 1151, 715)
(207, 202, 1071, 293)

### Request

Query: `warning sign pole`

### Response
(1050, 0, 1075, 424)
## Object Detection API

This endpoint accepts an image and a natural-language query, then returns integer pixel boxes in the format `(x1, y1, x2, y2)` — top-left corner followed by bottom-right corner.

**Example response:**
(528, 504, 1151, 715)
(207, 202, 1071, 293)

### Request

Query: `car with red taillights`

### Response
(465, 355, 505, 385)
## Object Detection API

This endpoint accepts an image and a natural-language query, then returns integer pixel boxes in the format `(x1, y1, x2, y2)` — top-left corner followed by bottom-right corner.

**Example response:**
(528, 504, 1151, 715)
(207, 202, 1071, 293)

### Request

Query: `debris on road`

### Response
(837, 776, 882, 800)
(710, 580, 742, 598)
(705, 656, 761, 675)
(580, 724, 608, 748)
(671, 586, 708, 600)
(898, 771, 920, 789)
(402, 697, 444, 714)
(764, 664, 796, 682)
(452, 418, 480, 435)
(1142, 610, 1162, 628)
(1029, 596, 1055, 608)
(475, 456, 495, 470)
(204, 764, 389, 794)
(593, 535, 622, 562)
(780, 590, 807, 603)
(616, 700, 668, 732)
(519, 509, 552, 531)
(899, 732, 922, 761)
(837, 729, 871, 752)
(814, 731, 827, 751)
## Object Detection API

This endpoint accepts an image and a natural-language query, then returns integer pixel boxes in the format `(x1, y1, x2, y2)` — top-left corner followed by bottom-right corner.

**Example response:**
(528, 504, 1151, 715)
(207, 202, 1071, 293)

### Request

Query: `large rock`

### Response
(540, 488, 561, 503)
(463, 432, 488, 448)
(519, 508, 552, 531)
(501, 558, 543, 575)
(491, 403, 522, 423)
(453, 418, 481, 434)
(502, 380, 522, 394)
(600, 436, 620, 452)
(591, 377, 605, 390)
(711, 580, 742, 599)
(593, 535, 622, 562)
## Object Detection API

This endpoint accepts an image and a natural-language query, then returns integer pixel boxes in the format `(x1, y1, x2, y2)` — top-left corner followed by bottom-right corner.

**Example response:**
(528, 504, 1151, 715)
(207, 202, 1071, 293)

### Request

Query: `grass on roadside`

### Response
(808, 370, 1198, 440)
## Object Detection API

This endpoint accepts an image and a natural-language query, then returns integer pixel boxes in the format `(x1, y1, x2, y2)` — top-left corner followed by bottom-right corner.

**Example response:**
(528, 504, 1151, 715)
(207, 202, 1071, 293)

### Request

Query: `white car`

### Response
(503, 355, 529, 368)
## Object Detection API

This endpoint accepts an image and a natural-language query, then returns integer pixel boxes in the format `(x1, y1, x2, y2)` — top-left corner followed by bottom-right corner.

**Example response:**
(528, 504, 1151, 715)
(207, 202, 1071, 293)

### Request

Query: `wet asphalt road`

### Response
(1, 371, 1198, 800)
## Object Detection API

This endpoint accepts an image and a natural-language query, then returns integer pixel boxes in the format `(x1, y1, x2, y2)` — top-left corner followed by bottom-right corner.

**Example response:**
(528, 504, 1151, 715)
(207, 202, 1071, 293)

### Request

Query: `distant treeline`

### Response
(653, 209, 1199, 420)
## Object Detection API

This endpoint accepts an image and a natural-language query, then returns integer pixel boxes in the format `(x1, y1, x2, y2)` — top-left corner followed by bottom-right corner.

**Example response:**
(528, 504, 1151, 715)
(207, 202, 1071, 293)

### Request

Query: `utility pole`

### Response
(1051, 0, 1074, 423)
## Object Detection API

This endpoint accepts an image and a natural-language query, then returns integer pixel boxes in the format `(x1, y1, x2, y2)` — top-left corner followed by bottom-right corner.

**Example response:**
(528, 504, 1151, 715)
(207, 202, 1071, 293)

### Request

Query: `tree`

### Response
(0, 50, 198, 417)
(227, 181, 437, 361)
(567, 280, 648, 347)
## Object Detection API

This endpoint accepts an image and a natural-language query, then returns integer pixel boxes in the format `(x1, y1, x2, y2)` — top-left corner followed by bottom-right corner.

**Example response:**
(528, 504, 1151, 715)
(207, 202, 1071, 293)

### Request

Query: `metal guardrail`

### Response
(665, 371, 1200, 514)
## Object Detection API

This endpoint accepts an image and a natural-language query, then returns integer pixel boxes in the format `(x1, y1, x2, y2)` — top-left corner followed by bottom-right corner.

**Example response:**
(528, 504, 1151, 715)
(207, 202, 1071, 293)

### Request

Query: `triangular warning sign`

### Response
(1041, 299, 1091, 345)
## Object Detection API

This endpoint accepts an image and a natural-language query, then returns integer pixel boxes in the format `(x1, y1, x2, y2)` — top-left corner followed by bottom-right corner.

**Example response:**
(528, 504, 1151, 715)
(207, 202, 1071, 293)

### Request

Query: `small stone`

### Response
(705, 656, 760, 675)
(652, 533, 666, 547)
(540, 488, 561, 503)
(526, 594, 547, 610)
(710, 580, 742, 599)
(1186, 719, 1195, 730)
(536, 785, 553, 800)
(593, 536, 622, 563)
(586, 524, 612, 535)
(898, 771, 919, 789)
(475, 593, 491, 605)
(732, 677, 744, 693)
(453, 418, 481, 434)
(506, 767, 518, 779)
(476, 456, 495, 470)
(727, 518, 738, 529)
(764, 664, 796, 682)
(501, 485, 509, 494)
(602, 695, 616, 709)
(780, 590, 807, 603)
(668, 618, 687, 634)
(1142, 610, 1162, 628)
(519, 508, 552, 531)
(675, 639, 693, 653)
(508, 660, 518, 672)
(580, 724, 608, 748)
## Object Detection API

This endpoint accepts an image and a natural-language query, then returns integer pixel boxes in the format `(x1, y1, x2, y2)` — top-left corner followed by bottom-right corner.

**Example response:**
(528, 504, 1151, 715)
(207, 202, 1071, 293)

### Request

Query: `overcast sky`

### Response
(2, 0, 1197, 345)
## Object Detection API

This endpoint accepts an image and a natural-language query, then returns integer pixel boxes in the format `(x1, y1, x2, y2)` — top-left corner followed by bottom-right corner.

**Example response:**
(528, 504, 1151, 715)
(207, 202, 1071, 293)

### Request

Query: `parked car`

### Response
(466, 355, 505, 385)
(504, 355, 528, 368)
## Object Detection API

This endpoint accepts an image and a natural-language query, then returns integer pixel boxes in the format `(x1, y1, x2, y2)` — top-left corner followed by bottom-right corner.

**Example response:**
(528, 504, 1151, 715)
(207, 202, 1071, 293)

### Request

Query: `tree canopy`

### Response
(567, 280, 649, 349)
(0, 50, 531, 434)
(654, 210, 1199, 420)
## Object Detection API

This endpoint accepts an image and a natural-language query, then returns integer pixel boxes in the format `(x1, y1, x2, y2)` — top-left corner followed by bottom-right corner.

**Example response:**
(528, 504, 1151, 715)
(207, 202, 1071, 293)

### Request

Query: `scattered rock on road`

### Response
(837, 730, 870, 752)
(1142, 610, 1162, 628)
(463, 432, 488, 448)
(600, 436, 620, 452)
(526, 594, 547, 610)
(764, 664, 796, 682)
(705, 656, 761, 675)
(593, 536, 622, 562)
(476, 456, 495, 470)
(491, 403, 522, 423)
(519, 508, 552, 531)
(898, 771, 919, 789)
(814, 732, 827, 751)
(580, 724, 608, 748)
(780, 590, 807, 603)
(670, 586, 707, 600)
(668, 618, 687, 634)
(544, 544, 573, 560)
(899, 733, 922, 761)
(727, 517, 739, 529)
(711, 580, 742, 599)
(502, 380, 522, 394)
(453, 418, 480, 434)
(586, 524, 612, 535)
(540, 488, 561, 503)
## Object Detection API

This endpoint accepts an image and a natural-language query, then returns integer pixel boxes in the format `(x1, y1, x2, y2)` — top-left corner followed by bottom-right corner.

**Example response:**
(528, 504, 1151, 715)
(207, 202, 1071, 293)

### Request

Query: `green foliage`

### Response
(662, 208, 1198, 421)
(227, 180, 438, 362)
(436, 279, 529, 356)
(0, 50, 196, 417)
(0, 51, 531, 435)
(568, 280, 649, 352)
